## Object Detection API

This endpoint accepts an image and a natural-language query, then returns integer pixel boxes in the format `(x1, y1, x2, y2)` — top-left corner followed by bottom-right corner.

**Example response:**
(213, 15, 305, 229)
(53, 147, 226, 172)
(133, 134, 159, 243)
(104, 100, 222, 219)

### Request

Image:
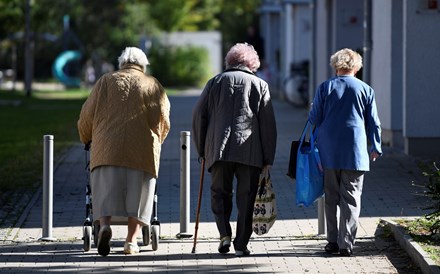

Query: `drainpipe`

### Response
(284, 3, 293, 84)
(363, 0, 372, 84)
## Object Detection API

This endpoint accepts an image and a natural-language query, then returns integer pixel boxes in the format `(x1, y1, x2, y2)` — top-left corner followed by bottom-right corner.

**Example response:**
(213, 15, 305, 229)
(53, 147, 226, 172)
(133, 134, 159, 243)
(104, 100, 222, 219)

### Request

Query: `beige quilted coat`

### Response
(78, 64, 170, 178)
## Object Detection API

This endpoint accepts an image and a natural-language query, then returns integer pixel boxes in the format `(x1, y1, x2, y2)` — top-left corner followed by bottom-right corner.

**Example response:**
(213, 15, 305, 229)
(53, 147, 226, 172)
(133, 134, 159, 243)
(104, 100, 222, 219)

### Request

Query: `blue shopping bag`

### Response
(295, 121, 324, 207)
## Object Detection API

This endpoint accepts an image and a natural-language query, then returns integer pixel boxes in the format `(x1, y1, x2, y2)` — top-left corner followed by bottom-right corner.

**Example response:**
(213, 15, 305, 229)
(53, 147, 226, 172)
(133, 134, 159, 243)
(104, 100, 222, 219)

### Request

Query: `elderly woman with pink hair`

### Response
(192, 43, 277, 256)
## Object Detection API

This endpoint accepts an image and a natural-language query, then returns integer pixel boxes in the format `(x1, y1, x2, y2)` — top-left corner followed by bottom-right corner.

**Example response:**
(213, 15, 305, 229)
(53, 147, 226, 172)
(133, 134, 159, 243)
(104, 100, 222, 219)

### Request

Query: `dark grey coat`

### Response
(192, 68, 277, 171)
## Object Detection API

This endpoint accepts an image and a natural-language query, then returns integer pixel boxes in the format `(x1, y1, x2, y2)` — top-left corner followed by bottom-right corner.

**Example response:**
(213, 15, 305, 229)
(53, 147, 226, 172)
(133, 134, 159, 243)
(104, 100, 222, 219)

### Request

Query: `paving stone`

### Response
(0, 91, 429, 273)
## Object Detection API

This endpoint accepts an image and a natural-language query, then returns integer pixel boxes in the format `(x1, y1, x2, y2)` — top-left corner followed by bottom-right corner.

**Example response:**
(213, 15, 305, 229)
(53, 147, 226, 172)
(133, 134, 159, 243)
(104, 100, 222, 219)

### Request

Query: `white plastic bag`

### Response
(252, 172, 277, 235)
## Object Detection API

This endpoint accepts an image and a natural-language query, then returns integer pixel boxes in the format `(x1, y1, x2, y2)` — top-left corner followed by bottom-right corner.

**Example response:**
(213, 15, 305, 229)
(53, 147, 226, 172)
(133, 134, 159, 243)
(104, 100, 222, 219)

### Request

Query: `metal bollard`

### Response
(176, 131, 192, 238)
(317, 196, 326, 235)
(40, 135, 56, 241)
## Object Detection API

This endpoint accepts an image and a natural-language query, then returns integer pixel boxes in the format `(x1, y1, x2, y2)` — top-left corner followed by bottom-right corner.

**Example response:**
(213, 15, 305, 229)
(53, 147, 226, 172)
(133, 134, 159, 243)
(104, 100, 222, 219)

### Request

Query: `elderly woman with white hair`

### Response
(192, 43, 277, 256)
(78, 47, 170, 256)
(308, 48, 382, 257)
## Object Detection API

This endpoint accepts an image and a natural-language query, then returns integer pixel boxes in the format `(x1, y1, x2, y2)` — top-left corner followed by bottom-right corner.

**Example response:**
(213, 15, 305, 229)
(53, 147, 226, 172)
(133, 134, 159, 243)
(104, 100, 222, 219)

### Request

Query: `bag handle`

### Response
(299, 121, 315, 150)
(257, 171, 270, 198)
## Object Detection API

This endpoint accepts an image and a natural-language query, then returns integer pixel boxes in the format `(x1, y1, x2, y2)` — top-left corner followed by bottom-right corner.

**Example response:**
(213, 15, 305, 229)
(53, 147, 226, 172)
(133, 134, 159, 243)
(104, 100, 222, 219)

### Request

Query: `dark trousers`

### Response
(210, 161, 260, 250)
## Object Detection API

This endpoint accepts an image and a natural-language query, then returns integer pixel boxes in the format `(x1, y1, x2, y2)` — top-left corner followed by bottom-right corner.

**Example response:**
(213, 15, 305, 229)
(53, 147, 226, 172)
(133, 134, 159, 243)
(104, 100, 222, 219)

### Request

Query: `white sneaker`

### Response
(124, 242, 140, 254)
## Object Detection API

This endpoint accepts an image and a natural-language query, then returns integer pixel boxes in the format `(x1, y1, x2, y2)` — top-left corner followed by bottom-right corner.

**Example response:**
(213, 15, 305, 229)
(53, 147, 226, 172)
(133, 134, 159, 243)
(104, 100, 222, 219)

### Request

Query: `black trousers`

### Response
(210, 161, 260, 250)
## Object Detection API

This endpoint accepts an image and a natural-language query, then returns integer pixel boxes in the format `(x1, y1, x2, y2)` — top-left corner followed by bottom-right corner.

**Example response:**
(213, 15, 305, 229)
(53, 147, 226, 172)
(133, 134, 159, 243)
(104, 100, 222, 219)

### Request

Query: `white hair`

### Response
(118, 47, 149, 72)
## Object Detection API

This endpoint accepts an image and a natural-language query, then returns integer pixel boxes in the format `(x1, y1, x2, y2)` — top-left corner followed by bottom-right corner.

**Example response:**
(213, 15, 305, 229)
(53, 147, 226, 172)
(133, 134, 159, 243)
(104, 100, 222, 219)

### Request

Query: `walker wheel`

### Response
(83, 226, 92, 251)
(142, 224, 151, 246)
(151, 224, 160, 251)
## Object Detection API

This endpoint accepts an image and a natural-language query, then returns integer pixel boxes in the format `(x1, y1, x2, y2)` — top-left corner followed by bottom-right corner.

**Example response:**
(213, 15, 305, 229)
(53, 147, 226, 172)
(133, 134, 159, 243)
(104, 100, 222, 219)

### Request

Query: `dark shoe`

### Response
(235, 249, 251, 257)
(339, 248, 353, 257)
(324, 242, 339, 254)
(218, 236, 231, 254)
(97, 225, 112, 256)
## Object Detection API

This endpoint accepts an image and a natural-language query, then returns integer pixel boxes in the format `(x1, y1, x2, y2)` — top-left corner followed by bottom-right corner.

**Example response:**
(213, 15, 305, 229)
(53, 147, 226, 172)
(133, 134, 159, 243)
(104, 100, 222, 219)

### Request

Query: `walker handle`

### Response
(84, 142, 91, 151)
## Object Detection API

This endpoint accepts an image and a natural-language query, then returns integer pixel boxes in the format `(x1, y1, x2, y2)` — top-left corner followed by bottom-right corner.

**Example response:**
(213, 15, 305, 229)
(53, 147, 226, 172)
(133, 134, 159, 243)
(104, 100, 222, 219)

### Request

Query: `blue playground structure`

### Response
(52, 50, 82, 87)
(52, 15, 83, 87)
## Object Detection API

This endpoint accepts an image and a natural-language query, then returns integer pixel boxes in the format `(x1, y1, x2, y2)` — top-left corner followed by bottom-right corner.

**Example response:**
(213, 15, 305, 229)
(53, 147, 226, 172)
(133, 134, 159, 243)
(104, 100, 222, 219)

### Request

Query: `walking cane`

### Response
(191, 157, 205, 253)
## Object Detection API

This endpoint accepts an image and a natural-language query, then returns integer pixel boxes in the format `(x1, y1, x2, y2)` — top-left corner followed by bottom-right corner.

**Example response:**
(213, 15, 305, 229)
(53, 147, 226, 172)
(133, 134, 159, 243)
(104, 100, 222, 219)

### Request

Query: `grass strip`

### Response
(0, 88, 88, 193)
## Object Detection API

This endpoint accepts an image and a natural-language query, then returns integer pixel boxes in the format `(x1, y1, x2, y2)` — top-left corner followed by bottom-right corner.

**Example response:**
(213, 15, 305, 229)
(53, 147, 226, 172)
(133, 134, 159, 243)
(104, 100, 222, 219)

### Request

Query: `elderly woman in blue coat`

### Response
(192, 43, 277, 257)
(308, 48, 382, 257)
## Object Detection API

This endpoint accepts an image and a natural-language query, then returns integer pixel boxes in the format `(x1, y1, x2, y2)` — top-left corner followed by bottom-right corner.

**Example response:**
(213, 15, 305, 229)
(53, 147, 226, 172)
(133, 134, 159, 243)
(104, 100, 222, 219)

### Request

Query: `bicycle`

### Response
(282, 61, 309, 107)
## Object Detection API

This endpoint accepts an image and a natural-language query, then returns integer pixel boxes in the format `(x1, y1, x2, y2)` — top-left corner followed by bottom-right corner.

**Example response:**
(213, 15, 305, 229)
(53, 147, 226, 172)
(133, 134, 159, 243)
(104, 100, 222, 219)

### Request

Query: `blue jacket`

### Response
(308, 75, 382, 171)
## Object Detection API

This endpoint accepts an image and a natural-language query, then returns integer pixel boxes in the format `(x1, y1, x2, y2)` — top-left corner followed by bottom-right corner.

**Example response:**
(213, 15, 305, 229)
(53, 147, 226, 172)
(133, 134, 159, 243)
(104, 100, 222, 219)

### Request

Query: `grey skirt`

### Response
(90, 165, 156, 226)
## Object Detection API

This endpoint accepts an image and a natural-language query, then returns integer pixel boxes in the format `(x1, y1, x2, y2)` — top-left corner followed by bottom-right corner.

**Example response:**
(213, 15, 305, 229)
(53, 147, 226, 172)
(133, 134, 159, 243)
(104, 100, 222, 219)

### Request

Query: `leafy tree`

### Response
(145, 0, 220, 32)
(0, 0, 262, 82)
(31, 0, 130, 60)
(142, 0, 262, 58)
(0, 0, 24, 39)
(217, 0, 262, 52)
(0, 0, 25, 76)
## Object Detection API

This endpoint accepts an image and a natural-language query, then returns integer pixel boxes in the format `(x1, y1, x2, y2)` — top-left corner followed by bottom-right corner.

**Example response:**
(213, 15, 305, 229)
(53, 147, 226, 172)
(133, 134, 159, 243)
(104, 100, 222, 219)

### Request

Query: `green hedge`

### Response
(148, 44, 211, 88)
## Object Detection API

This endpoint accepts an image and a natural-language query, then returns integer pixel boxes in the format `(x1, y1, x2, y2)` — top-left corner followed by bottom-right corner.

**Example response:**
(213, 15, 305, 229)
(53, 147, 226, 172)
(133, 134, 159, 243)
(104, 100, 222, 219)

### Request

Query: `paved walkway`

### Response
(0, 90, 430, 273)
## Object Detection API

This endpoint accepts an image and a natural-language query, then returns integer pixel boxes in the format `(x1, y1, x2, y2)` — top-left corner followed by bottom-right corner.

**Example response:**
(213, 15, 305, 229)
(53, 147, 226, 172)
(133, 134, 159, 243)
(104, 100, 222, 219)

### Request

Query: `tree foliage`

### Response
(0, 0, 261, 80)
(217, 0, 262, 48)
(146, 0, 221, 32)
(0, 0, 24, 39)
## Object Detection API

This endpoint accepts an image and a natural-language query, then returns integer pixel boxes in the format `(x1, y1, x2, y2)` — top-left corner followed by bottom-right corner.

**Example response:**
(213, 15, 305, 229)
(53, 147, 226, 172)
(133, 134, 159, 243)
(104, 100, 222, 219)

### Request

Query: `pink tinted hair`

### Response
(224, 43, 260, 72)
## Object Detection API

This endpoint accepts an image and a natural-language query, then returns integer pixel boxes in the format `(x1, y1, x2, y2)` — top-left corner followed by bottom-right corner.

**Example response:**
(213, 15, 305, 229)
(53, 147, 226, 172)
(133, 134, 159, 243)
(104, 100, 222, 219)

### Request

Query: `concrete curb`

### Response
(381, 218, 440, 274)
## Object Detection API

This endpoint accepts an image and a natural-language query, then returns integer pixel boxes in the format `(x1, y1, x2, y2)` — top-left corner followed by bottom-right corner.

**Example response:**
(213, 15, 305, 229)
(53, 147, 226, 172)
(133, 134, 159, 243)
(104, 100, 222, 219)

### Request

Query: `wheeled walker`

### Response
(81, 143, 160, 252)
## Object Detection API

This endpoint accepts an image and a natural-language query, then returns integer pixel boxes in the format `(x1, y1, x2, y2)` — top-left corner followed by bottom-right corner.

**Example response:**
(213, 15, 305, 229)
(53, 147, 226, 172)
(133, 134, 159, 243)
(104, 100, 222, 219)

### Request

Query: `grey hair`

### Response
(118, 47, 149, 72)
(330, 48, 363, 72)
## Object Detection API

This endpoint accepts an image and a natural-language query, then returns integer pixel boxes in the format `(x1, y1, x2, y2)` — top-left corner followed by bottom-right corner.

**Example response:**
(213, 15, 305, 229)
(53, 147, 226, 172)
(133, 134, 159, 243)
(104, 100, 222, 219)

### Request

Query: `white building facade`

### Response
(259, 0, 440, 158)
